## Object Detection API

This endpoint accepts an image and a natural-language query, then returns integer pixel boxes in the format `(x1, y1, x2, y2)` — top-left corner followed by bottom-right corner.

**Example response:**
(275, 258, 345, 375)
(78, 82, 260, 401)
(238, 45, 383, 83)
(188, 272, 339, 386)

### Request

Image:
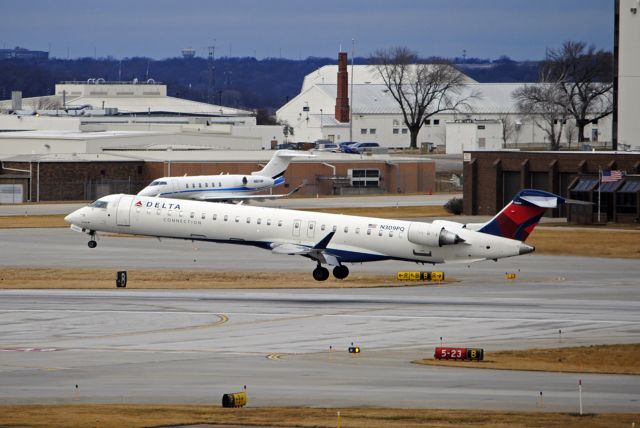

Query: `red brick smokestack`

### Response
(335, 52, 350, 123)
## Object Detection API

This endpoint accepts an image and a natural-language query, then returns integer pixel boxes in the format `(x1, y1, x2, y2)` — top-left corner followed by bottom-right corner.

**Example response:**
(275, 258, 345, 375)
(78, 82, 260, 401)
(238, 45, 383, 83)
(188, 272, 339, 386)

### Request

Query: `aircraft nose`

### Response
(518, 243, 535, 255)
(64, 209, 80, 225)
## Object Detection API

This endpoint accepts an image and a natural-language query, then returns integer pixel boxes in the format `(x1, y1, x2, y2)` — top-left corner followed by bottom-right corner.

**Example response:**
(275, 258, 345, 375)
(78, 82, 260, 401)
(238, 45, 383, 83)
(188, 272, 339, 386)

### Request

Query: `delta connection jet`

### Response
(137, 150, 314, 202)
(64, 189, 564, 281)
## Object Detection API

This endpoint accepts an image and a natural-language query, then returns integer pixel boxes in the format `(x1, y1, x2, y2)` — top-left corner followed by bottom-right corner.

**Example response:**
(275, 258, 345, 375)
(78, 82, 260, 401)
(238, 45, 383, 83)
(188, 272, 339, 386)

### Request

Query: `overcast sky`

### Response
(2, 0, 613, 61)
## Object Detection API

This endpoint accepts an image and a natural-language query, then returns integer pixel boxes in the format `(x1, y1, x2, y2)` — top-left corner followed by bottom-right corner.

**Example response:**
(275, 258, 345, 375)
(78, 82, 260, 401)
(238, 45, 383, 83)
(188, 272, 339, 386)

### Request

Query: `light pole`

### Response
(320, 108, 323, 138)
(349, 38, 355, 142)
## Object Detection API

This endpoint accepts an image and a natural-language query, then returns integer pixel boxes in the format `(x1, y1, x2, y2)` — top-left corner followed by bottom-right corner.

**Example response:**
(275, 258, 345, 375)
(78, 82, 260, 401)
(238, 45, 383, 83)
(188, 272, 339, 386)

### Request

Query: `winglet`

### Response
(313, 231, 335, 250)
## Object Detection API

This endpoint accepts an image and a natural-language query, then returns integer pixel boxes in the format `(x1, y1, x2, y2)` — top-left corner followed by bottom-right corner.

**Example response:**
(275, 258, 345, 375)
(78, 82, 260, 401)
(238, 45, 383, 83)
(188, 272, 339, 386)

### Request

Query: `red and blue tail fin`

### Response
(478, 189, 564, 242)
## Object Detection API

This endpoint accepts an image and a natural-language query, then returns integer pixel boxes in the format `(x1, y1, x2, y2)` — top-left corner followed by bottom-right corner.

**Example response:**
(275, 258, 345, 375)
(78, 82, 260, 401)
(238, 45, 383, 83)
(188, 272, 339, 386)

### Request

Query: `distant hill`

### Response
(0, 56, 539, 112)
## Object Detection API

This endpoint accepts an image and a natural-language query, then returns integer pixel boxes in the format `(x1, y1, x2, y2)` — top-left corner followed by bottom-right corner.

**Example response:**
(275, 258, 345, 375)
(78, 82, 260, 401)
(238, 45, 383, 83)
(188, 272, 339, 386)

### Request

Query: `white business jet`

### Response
(137, 150, 314, 202)
(65, 189, 563, 281)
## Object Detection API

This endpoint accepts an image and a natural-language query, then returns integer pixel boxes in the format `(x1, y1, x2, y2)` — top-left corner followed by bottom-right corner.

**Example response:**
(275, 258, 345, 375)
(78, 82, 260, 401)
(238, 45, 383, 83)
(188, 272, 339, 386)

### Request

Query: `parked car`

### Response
(314, 142, 339, 152)
(344, 142, 380, 154)
(337, 141, 357, 152)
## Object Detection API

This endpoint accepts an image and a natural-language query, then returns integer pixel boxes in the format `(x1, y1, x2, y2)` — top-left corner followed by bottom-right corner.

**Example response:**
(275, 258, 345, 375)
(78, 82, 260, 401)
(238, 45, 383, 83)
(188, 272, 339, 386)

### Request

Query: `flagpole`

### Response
(598, 167, 601, 223)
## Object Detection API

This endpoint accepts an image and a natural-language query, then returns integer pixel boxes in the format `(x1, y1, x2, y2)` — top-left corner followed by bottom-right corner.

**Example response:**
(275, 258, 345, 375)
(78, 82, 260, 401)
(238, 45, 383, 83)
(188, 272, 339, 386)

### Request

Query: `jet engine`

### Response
(407, 222, 465, 247)
(241, 176, 275, 189)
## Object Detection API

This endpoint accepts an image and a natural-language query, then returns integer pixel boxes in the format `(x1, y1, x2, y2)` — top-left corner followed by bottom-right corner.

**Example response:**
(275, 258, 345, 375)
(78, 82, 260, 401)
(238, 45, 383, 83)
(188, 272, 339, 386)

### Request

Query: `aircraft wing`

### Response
(197, 180, 307, 202)
(269, 231, 340, 266)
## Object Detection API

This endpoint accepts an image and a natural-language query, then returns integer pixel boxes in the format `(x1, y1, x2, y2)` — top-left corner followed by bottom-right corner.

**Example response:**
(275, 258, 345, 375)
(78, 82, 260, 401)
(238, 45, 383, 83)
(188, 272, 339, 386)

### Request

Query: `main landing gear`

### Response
(87, 231, 97, 248)
(312, 264, 350, 281)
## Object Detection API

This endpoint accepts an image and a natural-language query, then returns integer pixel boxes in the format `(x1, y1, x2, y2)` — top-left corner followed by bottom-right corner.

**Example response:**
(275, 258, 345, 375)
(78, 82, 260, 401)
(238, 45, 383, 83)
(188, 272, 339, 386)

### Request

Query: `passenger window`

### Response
(224, 215, 228, 221)
(190, 212, 195, 219)
(295, 223, 299, 229)
(246, 217, 251, 223)
(321, 224, 326, 231)
(167, 210, 172, 217)
(355, 227, 360, 234)
(332, 225, 337, 232)
(201, 213, 206, 220)
(367, 229, 371, 235)
(257, 218, 262, 225)
(278, 220, 283, 227)
(378, 230, 383, 236)
(309, 223, 314, 230)
(186, 184, 189, 189)
(267, 219, 272, 226)
(147, 209, 151, 215)
(213, 213, 217, 220)
(179, 211, 184, 217)
(199, 183, 202, 188)
(343, 226, 348, 233)
(235, 216, 240, 223)
(389, 231, 394, 237)
(157, 209, 161, 215)
(218, 182, 222, 187)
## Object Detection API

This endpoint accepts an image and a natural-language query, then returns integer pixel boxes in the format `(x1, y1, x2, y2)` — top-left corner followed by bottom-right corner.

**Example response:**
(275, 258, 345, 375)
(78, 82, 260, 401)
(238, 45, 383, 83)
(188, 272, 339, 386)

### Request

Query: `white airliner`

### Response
(65, 189, 563, 281)
(137, 150, 313, 202)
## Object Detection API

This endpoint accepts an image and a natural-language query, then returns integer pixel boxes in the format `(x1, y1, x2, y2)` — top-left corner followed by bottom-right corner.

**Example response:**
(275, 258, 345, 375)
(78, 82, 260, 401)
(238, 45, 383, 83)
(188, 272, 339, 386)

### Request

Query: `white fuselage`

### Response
(65, 194, 530, 266)
(137, 174, 282, 200)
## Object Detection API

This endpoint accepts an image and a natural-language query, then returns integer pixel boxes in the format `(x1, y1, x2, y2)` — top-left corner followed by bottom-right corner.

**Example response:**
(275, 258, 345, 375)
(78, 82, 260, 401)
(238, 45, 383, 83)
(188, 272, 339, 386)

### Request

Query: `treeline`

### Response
(0, 56, 540, 111)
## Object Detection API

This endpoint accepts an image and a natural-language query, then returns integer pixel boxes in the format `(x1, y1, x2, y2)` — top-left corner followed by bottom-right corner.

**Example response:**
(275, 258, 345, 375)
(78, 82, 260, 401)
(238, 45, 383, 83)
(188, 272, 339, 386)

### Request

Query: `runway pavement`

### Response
(0, 228, 639, 411)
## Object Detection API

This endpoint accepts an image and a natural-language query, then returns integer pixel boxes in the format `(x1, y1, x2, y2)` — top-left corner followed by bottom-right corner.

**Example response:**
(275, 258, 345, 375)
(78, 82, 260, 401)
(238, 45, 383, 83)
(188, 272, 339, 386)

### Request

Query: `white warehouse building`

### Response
(276, 59, 612, 153)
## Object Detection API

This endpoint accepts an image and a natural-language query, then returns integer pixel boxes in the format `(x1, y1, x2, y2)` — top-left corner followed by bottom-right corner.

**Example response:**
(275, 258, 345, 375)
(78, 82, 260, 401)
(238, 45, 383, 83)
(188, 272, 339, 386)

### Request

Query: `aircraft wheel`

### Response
(88, 240, 97, 248)
(333, 265, 349, 280)
(312, 266, 330, 281)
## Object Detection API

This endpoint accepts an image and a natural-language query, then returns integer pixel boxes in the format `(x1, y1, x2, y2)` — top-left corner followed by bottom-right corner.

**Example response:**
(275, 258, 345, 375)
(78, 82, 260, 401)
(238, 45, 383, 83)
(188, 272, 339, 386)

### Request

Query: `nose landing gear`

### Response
(87, 231, 97, 248)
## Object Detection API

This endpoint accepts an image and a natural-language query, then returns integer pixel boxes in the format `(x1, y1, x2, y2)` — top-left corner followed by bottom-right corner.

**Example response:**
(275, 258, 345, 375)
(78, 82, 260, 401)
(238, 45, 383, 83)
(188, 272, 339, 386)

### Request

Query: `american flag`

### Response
(601, 170, 623, 183)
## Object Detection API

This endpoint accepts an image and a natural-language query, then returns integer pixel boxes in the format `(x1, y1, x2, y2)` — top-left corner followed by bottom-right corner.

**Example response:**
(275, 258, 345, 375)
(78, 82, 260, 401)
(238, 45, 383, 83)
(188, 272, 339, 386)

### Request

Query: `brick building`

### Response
(463, 151, 640, 223)
(0, 151, 435, 202)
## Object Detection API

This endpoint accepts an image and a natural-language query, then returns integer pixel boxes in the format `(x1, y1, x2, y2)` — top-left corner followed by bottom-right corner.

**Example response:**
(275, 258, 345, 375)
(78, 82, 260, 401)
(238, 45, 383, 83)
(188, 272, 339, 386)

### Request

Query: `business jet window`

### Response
(89, 200, 108, 209)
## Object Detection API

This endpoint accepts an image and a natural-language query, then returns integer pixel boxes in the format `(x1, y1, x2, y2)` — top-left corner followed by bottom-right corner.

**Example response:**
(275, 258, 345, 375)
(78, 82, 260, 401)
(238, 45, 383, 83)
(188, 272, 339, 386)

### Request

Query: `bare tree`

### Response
(498, 113, 517, 148)
(540, 41, 613, 143)
(370, 47, 478, 149)
(564, 120, 577, 150)
(513, 80, 569, 150)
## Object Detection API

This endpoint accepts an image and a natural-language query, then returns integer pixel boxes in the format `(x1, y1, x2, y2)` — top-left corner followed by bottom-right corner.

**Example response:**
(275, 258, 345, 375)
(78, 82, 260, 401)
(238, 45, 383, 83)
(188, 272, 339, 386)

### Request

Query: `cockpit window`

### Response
(89, 200, 108, 209)
(149, 181, 168, 186)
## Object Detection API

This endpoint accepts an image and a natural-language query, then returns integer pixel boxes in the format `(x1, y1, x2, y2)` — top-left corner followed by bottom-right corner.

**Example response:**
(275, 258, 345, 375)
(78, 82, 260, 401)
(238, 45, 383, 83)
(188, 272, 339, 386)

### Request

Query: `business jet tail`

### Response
(252, 150, 315, 179)
(477, 189, 565, 242)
